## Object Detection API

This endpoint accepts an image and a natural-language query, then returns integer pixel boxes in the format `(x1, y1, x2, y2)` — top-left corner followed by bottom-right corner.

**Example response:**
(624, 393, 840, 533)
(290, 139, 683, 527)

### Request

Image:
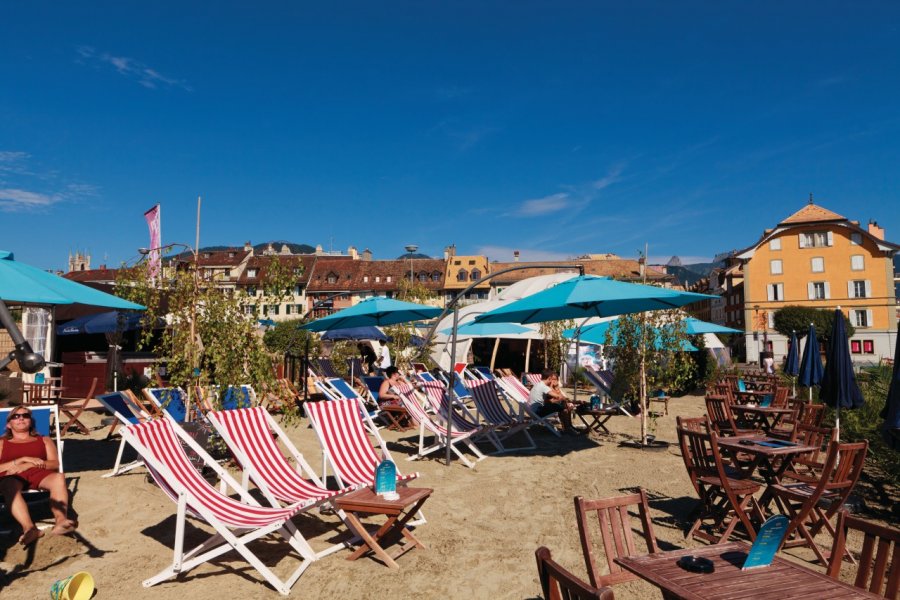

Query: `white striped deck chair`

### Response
(315, 377, 382, 432)
(121, 418, 324, 595)
(417, 379, 504, 453)
(206, 406, 355, 541)
(523, 372, 543, 388)
(465, 378, 536, 451)
(496, 376, 562, 437)
(394, 382, 487, 469)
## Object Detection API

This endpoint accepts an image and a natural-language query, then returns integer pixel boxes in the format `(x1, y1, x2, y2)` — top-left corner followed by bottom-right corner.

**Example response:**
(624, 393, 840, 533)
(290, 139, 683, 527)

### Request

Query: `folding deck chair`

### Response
(145, 387, 189, 423)
(496, 375, 562, 437)
(394, 382, 487, 468)
(465, 378, 536, 451)
(57, 377, 98, 436)
(416, 379, 503, 453)
(314, 378, 382, 432)
(362, 375, 414, 431)
(121, 418, 330, 595)
(95, 391, 154, 477)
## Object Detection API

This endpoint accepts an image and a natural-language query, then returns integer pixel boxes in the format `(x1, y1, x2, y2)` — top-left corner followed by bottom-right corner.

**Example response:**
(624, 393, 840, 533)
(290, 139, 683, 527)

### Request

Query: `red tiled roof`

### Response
(779, 203, 846, 225)
(236, 255, 315, 285)
(178, 248, 251, 267)
(488, 259, 671, 285)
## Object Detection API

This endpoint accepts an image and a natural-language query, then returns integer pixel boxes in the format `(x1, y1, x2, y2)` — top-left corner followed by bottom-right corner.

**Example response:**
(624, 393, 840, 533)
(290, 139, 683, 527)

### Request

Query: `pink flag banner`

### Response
(144, 204, 161, 280)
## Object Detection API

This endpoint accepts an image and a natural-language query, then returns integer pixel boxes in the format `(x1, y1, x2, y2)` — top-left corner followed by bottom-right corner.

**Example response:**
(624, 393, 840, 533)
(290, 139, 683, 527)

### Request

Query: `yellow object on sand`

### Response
(49, 571, 95, 600)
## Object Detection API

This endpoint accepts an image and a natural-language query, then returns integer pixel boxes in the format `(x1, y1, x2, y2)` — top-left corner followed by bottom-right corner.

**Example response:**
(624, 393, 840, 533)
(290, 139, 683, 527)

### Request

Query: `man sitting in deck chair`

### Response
(529, 369, 580, 435)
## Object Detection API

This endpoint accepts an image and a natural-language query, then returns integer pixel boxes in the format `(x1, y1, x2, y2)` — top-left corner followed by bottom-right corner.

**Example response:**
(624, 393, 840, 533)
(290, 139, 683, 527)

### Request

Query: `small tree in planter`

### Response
(605, 311, 694, 447)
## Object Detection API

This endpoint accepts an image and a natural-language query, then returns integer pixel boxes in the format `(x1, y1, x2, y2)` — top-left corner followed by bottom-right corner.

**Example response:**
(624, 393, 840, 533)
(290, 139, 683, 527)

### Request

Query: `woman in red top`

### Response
(0, 406, 77, 546)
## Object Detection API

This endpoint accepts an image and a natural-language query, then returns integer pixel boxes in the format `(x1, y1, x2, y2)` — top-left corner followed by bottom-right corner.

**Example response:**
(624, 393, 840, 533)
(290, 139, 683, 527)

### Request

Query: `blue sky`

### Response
(2, 2, 899, 270)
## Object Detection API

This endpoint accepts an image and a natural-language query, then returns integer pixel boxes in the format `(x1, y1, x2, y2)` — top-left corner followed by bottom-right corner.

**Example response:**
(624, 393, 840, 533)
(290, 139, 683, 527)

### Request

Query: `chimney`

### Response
(244, 241, 252, 252)
(315, 244, 324, 255)
(513, 250, 520, 262)
(868, 220, 884, 240)
(362, 248, 372, 261)
(348, 246, 358, 260)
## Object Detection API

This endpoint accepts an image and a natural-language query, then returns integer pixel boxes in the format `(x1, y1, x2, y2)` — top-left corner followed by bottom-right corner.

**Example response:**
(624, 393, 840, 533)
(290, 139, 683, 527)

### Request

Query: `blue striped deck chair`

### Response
(582, 368, 633, 417)
(314, 357, 340, 379)
(362, 376, 383, 402)
(464, 378, 535, 451)
(95, 391, 152, 477)
(472, 366, 496, 381)
(0, 405, 63, 512)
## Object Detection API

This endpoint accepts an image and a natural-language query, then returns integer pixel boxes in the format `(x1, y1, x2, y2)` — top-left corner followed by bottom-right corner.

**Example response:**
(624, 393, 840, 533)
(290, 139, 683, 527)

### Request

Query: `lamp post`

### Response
(404, 244, 418, 284)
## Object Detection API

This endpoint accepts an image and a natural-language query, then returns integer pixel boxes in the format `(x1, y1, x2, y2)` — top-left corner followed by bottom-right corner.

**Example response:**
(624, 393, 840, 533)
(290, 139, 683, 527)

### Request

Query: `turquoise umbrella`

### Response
(0, 250, 143, 309)
(563, 321, 697, 351)
(473, 275, 711, 324)
(683, 317, 742, 335)
(299, 296, 442, 332)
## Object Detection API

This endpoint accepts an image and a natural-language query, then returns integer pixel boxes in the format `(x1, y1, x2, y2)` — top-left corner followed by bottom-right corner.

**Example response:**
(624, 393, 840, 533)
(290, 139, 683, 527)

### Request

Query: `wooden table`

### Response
(335, 486, 431, 568)
(730, 405, 793, 433)
(615, 542, 880, 599)
(576, 405, 619, 434)
(649, 394, 671, 416)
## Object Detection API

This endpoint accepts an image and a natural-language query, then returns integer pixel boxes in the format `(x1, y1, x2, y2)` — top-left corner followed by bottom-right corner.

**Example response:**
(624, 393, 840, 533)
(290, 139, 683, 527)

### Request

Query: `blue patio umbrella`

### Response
(439, 322, 532, 337)
(798, 323, 824, 401)
(0, 250, 143, 309)
(880, 333, 900, 451)
(784, 330, 800, 395)
(683, 317, 743, 335)
(57, 310, 159, 335)
(320, 326, 389, 342)
(299, 297, 442, 332)
(820, 309, 864, 441)
(562, 321, 698, 351)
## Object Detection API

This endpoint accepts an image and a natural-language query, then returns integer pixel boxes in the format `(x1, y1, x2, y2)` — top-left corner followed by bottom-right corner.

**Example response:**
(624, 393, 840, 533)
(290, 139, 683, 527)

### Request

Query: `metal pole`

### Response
(446, 305, 459, 466)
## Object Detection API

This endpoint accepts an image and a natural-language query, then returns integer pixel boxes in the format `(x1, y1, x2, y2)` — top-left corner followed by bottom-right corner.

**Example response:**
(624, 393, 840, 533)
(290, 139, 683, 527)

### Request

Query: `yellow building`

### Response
(442, 245, 491, 305)
(736, 200, 899, 364)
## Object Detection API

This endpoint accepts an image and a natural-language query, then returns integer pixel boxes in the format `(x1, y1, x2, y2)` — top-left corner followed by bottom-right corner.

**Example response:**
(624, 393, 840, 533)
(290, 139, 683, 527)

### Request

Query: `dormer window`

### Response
(228, 252, 235, 258)
(203, 252, 211, 259)
(470, 269, 481, 281)
(326, 272, 338, 284)
(386, 276, 392, 283)
(418, 272, 428, 283)
(432, 271, 441, 282)
(457, 269, 468, 282)
(248, 268, 258, 278)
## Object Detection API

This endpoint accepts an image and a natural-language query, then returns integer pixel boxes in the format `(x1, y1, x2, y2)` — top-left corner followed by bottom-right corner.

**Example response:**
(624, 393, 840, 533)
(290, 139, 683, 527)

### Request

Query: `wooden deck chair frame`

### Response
(121, 419, 323, 596)
(95, 391, 153, 477)
(827, 510, 900, 598)
(465, 378, 536, 451)
(395, 383, 486, 469)
(58, 376, 98, 436)
(495, 375, 562, 437)
(535, 546, 615, 600)
(574, 488, 659, 588)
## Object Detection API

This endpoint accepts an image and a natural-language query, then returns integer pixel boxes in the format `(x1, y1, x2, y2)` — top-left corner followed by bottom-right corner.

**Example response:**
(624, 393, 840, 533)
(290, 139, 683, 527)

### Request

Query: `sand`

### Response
(0, 393, 884, 599)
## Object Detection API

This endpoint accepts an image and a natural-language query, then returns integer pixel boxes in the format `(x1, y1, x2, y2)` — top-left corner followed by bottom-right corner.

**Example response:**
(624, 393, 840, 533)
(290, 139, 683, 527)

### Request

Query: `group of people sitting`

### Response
(528, 369, 585, 435)
(1, 405, 78, 546)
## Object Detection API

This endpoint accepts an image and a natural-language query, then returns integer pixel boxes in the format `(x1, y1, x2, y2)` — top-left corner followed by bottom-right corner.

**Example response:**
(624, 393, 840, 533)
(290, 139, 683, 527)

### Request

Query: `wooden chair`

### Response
(827, 510, 900, 598)
(705, 394, 755, 436)
(782, 424, 834, 481)
(535, 546, 615, 600)
(771, 440, 869, 564)
(574, 489, 658, 588)
(676, 421, 762, 543)
(58, 377, 98, 436)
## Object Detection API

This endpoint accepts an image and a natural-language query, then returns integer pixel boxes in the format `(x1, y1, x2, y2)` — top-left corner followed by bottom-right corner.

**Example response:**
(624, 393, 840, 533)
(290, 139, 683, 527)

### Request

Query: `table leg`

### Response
(344, 511, 400, 568)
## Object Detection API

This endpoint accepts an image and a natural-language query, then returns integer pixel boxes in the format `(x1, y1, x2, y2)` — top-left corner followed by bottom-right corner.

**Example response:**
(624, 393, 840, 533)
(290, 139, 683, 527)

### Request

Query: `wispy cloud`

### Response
(476, 245, 574, 262)
(0, 151, 99, 212)
(0, 188, 60, 211)
(517, 192, 570, 217)
(592, 163, 625, 190)
(76, 46, 192, 91)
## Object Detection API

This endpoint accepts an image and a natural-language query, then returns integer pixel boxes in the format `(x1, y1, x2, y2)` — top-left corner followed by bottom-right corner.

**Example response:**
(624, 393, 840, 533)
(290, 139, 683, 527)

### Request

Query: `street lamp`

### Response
(404, 244, 418, 283)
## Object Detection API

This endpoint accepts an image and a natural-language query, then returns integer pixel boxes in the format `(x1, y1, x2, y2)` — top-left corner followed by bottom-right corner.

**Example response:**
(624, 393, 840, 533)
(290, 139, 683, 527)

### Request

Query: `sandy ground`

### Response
(0, 392, 883, 599)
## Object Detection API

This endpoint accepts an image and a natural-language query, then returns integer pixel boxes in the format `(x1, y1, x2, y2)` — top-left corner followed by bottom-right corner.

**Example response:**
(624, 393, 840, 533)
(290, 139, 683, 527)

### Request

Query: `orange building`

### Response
(735, 200, 899, 364)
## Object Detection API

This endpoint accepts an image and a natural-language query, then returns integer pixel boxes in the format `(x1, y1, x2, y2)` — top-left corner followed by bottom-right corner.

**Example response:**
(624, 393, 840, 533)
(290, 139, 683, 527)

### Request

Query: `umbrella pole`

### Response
(490, 338, 500, 372)
(446, 306, 459, 466)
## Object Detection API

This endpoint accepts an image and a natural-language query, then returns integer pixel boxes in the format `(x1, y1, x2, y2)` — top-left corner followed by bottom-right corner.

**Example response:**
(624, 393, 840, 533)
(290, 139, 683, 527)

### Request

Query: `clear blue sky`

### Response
(2, 2, 899, 270)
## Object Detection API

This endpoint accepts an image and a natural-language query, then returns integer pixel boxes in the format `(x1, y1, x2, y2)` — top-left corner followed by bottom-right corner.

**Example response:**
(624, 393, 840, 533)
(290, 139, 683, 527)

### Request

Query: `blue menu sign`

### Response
(374, 459, 397, 496)
(742, 515, 789, 570)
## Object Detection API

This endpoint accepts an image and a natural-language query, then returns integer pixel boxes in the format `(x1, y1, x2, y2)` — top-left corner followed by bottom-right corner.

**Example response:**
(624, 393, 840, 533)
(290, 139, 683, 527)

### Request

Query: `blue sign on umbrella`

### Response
(798, 323, 823, 391)
(57, 310, 154, 335)
(300, 297, 442, 332)
(820, 310, 864, 440)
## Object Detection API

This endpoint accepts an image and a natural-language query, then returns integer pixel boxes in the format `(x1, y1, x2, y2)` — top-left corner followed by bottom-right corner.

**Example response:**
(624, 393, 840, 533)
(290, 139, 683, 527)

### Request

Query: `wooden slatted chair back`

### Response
(704, 394, 739, 435)
(790, 424, 834, 474)
(771, 385, 790, 408)
(574, 489, 658, 588)
(676, 421, 719, 496)
(798, 403, 826, 427)
(536, 547, 615, 600)
(827, 511, 900, 598)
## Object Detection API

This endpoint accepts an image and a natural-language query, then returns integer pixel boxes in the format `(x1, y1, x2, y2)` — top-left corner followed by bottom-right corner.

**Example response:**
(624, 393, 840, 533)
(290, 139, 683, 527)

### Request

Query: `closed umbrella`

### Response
(57, 310, 157, 335)
(299, 297, 441, 331)
(819, 310, 864, 442)
(798, 323, 823, 402)
(881, 333, 900, 451)
(784, 330, 800, 395)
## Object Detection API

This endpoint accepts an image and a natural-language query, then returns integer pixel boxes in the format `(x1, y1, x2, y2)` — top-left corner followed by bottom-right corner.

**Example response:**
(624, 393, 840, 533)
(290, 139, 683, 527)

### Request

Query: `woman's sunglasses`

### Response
(9, 413, 32, 421)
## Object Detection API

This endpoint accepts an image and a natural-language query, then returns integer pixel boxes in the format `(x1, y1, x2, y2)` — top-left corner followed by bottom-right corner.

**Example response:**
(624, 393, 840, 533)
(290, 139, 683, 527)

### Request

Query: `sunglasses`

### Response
(9, 413, 32, 421)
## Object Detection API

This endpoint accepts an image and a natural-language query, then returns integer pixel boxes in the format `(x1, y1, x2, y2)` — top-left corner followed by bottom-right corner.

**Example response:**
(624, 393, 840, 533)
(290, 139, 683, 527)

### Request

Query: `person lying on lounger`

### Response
(528, 369, 581, 434)
(0, 406, 78, 546)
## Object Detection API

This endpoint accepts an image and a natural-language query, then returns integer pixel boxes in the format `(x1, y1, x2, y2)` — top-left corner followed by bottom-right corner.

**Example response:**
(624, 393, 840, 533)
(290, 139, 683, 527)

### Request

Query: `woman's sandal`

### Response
(51, 519, 78, 535)
(19, 527, 44, 546)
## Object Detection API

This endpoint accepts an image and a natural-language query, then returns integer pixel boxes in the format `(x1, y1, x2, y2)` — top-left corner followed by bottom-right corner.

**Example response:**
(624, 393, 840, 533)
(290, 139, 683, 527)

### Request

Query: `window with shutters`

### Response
(850, 255, 864, 270)
(811, 282, 827, 300)
(851, 280, 868, 298)
(767, 283, 784, 301)
(852, 309, 871, 328)
(770, 259, 783, 275)
(851, 340, 861, 354)
(811, 257, 824, 273)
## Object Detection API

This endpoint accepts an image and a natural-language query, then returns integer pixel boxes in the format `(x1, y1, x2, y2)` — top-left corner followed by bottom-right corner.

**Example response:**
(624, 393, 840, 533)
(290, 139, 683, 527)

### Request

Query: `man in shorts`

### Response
(529, 369, 579, 434)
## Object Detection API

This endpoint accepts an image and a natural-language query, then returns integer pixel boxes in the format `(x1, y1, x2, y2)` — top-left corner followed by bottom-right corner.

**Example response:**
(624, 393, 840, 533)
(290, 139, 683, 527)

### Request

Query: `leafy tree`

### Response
(384, 278, 438, 369)
(540, 319, 575, 373)
(263, 318, 318, 358)
(772, 305, 855, 342)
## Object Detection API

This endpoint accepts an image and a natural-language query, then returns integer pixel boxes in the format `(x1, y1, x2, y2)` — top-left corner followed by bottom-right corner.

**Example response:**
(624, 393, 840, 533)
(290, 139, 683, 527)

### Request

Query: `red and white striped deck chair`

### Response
(305, 398, 425, 526)
(465, 378, 536, 451)
(496, 376, 562, 437)
(523, 372, 543, 388)
(206, 407, 355, 527)
(121, 418, 326, 595)
(417, 378, 504, 453)
(395, 382, 487, 469)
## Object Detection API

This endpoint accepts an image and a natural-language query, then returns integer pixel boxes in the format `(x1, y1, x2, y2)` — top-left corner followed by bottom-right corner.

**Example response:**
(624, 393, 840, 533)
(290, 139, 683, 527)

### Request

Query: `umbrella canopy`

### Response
(881, 333, 900, 451)
(473, 275, 710, 325)
(56, 310, 159, 335)
(0, 250, 143, 309)
(562, 321, 697, 351)
(320, 326, 389, 342)
(798, 323, 824, 388)
(784, 331, 800, 377)
(683, 317, 742, 335)
(820, 310, 864, 440)
(299, 296, 442, 332)
(439, 321, 532, 337)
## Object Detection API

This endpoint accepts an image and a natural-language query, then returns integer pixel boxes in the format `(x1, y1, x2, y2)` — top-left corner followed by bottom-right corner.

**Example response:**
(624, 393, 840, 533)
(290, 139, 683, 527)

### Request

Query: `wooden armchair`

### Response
(705, 394, 755, 436)
(535, 546, 615, 600)
(59, 376, 98, 436)
(827, 511, 900, 598)
(574, 489, 658, 588)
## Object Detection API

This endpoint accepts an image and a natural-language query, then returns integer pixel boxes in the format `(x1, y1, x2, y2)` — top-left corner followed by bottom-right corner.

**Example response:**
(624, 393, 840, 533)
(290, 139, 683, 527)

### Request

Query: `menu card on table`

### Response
(374, 458, 399, 500)
(742, 515, 789, 570)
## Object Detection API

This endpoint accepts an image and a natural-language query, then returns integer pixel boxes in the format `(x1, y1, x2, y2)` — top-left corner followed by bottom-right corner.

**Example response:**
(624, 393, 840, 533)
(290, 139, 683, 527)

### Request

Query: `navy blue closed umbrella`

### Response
(798, 323, 824, 402)
(880, 333, 900, 451)
(57, 310, 152, 335)
(784, 330, 800, 395)
(820, 310, 864, 441)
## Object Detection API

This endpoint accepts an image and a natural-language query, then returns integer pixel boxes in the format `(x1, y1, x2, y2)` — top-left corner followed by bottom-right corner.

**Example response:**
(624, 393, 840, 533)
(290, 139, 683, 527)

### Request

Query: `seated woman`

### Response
(377, 366, 405, 406)
(0, 406, 77, 546)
